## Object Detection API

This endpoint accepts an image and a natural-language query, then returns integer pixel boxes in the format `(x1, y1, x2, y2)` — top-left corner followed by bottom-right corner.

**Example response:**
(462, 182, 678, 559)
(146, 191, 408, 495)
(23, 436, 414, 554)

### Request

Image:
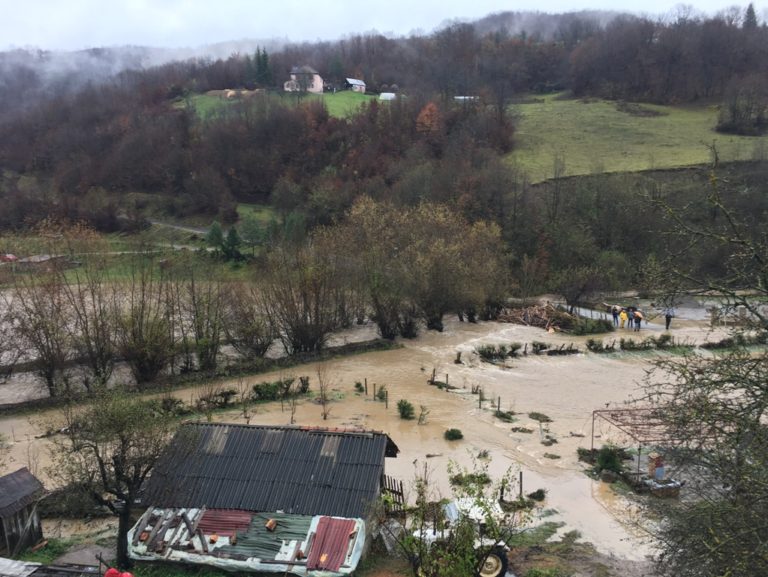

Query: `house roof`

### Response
(128, 507, 365, 576)
(142, 423, 398, 518)
(345, 78, 365, 86)
(291, 65, 319, 75)
(0, 468, 45, 518)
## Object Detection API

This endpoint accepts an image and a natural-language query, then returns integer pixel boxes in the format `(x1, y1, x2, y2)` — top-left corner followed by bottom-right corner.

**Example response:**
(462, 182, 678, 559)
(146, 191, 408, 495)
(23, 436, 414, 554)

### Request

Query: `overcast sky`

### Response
(1, 0, 763, 52)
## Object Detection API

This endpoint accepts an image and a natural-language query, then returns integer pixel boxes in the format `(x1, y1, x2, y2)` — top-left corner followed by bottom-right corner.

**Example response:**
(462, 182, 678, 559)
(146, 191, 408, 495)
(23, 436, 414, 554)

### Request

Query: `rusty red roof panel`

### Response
(197, 509, 252, 536)
(306, 517, 357, 572)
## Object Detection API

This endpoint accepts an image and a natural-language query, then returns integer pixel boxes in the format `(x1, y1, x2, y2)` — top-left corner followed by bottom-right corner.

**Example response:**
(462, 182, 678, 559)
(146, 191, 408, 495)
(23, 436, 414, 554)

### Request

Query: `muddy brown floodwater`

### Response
(0, 310, 729, 563)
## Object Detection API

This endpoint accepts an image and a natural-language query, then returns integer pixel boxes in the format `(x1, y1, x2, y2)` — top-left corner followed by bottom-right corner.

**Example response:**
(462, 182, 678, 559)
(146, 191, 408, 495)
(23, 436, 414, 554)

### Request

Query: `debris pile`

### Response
(498, 304, 575, 331)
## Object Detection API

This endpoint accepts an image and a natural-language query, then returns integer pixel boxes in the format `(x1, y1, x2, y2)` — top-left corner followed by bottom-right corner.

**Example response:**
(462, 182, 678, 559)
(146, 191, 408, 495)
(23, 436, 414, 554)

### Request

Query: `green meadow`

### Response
(181, 90, 373, 120)
(511, 94, 768, 182)
(236, 202, 275, 226)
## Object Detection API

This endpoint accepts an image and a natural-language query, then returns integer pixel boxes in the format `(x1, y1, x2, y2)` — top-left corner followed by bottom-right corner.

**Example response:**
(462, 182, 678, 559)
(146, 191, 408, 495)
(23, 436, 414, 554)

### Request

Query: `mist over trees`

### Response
(0, 5, 768, 303)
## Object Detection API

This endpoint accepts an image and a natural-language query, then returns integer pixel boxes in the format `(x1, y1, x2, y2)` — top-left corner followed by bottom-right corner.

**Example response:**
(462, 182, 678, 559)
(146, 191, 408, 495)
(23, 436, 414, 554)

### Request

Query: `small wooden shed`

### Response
(0, 468, 45, 556)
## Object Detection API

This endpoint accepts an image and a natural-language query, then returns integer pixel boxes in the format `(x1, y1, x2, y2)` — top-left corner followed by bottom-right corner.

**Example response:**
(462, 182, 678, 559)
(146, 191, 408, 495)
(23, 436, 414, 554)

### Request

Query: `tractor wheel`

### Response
(477, 547, 508, 577)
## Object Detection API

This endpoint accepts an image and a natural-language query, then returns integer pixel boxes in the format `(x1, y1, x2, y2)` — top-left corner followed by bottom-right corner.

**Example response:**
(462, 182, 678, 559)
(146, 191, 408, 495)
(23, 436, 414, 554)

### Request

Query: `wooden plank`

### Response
(131, 508, 154, 546)
(145, 510, 173, 550)
(181, 511, 195, 536)
(197, 528, 208, 553)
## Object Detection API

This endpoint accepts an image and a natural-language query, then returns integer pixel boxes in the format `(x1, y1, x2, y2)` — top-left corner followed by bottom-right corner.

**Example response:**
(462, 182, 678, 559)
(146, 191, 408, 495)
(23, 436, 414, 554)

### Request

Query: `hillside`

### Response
(512, 94, 768, 182)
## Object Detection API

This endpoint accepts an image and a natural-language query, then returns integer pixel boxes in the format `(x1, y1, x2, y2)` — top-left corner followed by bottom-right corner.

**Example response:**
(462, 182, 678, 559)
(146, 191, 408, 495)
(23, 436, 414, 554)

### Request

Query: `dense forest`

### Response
(1, 6, 768, 299)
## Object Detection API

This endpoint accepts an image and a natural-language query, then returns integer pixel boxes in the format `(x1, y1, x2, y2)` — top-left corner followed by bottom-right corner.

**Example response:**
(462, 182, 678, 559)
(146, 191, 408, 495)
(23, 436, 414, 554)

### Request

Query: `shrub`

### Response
(397, 399, 415, 420)
(543, 453, 561, 459)
(508, 342, 523, 356)
(531, 341, 550, 355)
(376, 385, 387, 401)
(475, 344, 509, 362)
(512, 426, 534, 433)
(545, 343, 579, 356)
(528, 412, 552, 423)
(450, 472, 491, 486)
(527, 488, 547, 501)
(619, 337, 655, 351)
(354, 381, 364, 392)
(571, 318, 614, 335)
(653, 333, 674, 349)
(577, 447, 596, 463)
(596, 444, 624, 474)
(252, 380, 282, 401)
(541, 435, 558, 446)
(495, 409, 517, 423)
(444, 428, 464, 441)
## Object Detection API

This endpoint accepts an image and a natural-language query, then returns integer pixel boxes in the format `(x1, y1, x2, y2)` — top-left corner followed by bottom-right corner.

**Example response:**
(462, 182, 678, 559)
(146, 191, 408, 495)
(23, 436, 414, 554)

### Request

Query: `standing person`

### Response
(634, 310, 643, 331)
(664, 306, 676, 330)
(619, 308, 628, 329)
(612, 305, 620, 327)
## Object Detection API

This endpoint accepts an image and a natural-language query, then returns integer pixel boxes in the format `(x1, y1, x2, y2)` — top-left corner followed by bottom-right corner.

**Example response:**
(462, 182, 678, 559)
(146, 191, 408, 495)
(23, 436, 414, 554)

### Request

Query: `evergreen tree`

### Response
(223, 227, 242, 260)
(240, 213, 263, 255)
(255, 47, 273, 87)
(206, 221, 224, 253)
(744, 3, 758, 29)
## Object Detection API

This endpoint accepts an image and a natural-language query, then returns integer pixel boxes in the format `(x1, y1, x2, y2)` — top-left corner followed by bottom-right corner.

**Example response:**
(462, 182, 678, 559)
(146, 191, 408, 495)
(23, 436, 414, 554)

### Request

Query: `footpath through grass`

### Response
(511, 93, 768, 182)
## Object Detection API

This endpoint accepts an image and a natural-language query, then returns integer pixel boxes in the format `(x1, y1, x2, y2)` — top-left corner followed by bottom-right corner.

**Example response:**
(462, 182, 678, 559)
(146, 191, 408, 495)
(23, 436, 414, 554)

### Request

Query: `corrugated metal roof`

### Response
(197, 509, 252, 537)
(0, 558, 40, 577)
(128, 507, 364, 575)
(143, 424, 397, 518)
(306, 517, 356, 572)
(345, 78, 365, 86)
(0, 468, 45, 518)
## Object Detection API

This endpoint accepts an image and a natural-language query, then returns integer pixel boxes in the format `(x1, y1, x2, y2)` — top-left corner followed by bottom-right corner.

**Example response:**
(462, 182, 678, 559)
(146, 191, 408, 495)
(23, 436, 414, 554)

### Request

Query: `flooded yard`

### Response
(0, 309, 729, 565)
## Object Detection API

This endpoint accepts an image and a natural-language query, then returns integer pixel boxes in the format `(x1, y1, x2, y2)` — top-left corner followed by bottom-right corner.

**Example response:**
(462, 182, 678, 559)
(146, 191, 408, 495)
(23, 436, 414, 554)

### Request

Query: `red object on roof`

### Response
(104, 569, 120, 577)
(197, 509, 253, 537)
(306, 517, 356, 572)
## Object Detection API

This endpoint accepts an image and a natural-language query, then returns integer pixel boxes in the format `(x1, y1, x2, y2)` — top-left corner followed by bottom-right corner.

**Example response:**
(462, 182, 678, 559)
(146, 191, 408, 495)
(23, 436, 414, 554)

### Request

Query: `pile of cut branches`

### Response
(497, 304, 575, 331)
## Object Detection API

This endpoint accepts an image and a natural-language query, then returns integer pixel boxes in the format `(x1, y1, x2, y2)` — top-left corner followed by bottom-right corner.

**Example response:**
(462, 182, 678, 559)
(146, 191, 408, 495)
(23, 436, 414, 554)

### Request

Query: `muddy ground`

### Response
(0, 305, 727, 574)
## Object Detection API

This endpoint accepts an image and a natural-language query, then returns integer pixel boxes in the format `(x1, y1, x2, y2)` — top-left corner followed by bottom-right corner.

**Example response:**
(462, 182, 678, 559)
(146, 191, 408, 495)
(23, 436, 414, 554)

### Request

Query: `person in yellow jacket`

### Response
(619, 308, 628, 329)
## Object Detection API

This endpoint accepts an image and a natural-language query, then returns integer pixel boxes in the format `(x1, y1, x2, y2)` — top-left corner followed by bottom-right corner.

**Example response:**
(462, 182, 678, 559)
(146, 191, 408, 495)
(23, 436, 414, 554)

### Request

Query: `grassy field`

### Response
(511, 93, 768, 182)
(181, 90, 373, 120)
(317, 90, 374, 117)
(236, 202, 276, 226)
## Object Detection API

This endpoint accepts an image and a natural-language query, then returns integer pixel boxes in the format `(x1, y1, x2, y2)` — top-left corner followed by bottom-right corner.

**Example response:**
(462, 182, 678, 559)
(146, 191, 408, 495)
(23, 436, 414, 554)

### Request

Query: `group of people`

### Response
(611, 305, 645, 331)
(609, 304, 677, 331)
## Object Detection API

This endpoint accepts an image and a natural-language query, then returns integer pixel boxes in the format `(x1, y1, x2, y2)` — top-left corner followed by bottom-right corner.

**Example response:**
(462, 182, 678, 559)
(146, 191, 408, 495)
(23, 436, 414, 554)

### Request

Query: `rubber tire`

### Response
(477, 547, 508, 577)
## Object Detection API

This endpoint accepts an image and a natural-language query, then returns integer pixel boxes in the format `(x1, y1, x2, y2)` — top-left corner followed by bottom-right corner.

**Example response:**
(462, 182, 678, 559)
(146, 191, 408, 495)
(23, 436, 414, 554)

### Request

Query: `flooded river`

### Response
(0, 311, 727, 562)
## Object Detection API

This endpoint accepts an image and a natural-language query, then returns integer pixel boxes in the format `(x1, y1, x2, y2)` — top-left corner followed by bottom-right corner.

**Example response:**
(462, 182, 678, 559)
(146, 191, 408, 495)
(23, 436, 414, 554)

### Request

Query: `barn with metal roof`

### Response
(141, 423, 399, 519)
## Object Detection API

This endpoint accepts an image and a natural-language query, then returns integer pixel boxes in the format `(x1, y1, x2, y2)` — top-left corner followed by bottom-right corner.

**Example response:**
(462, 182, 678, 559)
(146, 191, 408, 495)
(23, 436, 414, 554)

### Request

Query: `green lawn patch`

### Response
(179, 90, 373, 121)
(316, 91, 375, 117)
(236, 203, 275, 226)
(511, 93, 768, 182)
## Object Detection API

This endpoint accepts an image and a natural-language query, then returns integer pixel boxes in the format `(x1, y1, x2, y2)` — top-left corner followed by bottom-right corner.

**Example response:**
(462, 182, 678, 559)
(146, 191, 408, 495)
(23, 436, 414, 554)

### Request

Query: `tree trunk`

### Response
(116, 504, 134, 569)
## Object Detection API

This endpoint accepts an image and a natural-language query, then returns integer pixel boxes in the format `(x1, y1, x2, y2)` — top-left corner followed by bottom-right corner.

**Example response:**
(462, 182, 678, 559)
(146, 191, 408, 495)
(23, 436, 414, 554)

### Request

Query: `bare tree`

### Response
(261, 243, 342, 354)
(185, 269, 225, 372)
(316, 363, 334, 420)
(60, 252, 117, 391)
(114, 254, 176, 387)
(7, 272, 73, 397)
(0, 308, 22, 384)
(222, 282, 276, 360)
(48, 389, 185, 568)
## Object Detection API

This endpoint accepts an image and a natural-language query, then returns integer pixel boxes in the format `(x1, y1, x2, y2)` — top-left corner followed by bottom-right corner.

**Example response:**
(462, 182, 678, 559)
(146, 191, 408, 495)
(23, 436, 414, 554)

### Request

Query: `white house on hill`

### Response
(284, 66, 324, 94)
